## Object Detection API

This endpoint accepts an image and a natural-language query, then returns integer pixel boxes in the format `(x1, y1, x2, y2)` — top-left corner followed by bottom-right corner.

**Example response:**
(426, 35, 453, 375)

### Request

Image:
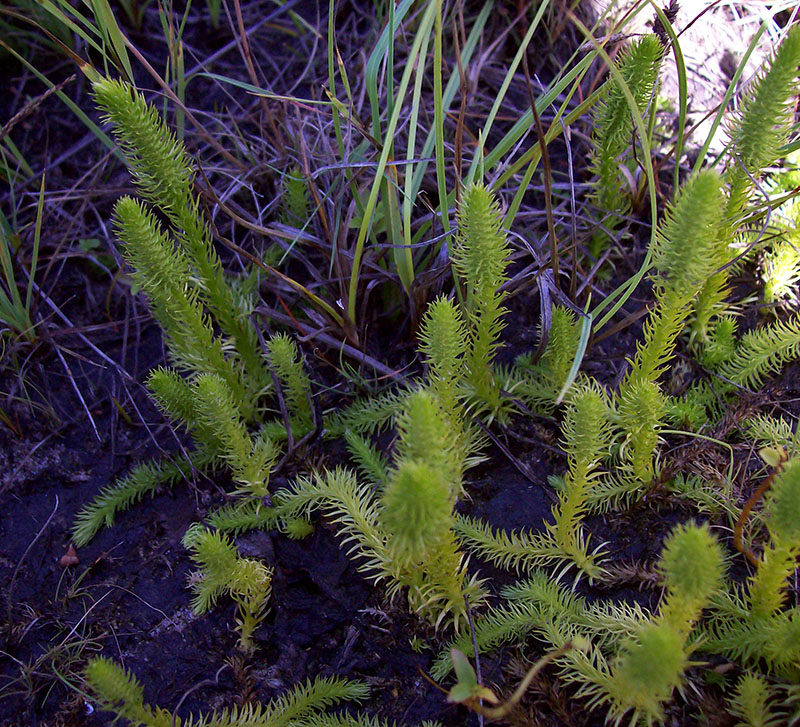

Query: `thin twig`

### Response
(172, 663, 230, 727)
(256, 307, 403, 380)
(7, 495, 59, 629)
(464, 595, 485, 727)
(734, 453, 787, 567)
(471, 417, 539, 485)
(53, 346, 100, 442)
(0, 75, 76, 142)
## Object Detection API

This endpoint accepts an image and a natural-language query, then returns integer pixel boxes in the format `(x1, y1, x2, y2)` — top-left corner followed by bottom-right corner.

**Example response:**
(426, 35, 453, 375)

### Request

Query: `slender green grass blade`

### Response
(432, 0, 449, 236)
(555, 306, 592, 405)
(502, 71, 592, 228)
(651, 3, 687, 201)
(1, 42, 120, 162)
(464, 0, 551, 186)
(409, 48, 598, 249)
(0, 223, 22, 314)
(409, 0, 491, 205)
(1, 138, 33, 178)
(328, 0, 345, 157)
(88, 0, 134, 81)
(25, 174, 44, 318)
(691, 21, 766, 175)
(568, 15, 659, 331)
(366, 0, 415, 138)
(347, 0, 439, 324)
(486, 52, 597, 188)
(398, 18, 434, 289)
(34, 0, 104, 49)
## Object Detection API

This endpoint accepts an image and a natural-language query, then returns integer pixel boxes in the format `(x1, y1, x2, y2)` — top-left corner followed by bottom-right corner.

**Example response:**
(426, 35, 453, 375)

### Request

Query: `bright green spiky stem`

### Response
(114, 197, 250, 414)
(622, 170, 725, 392)
(622, 287, 693, 393)
(588, 34, 664, 257)
(93, 77, 269, 398)
(86, 657, 369, 726)
(267, 332, 313, 429)
(728, 673, 778, 727)
(452, 184, 511, 414)
(192, 374, 278, 497)
(658, 522, 725, 636)
(547, 382, 610, 578)
(605, 622, 686, 724)
(597, 524, 723, 724)
(763, 230, 800, 303)
(391, 389, 463, 500)
(281, 165, 310, 228)
(617, 378, 666, 483)
(418, 295, 468, 419)
(727, 25, 800, 219)
(720, 314, 800, 388)
(417, 295, 476, 471)
(381, 459, 453, 570)
(748, 458, 800, 619)
(748, 542, 798, 620)
(85, 658, 172, 727)
(692, 26, 800, 344)
(183, 524, 272, 652)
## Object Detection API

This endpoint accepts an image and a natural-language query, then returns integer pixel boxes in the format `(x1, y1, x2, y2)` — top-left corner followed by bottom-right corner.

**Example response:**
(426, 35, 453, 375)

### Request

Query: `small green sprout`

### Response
(447, 639, 589, 717)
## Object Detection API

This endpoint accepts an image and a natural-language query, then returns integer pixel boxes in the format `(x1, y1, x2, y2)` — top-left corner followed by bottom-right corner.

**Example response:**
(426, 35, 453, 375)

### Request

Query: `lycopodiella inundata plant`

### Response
(574, 525, 723, 725)
(265, 332, 315, 437)
(275, 389, 485, 631)
(622, 170, 726, 392)
(723, 26, 800, 226)
(616, 378, 665, 484)
(418, 295, 468, 423)
(435, 522, 724, 726)
(761, 150, 800, 305)
(92, 79, 267, 393)
(559, 523, 724, 726)
(451, 183, 512, 418)
(762, 234, 800, 305)
(112, 196, 254, 413)
(719, 314, 800, 389)
(85, 656, 370, 727)
(691, 24, 800, 345)
(706, 456, 800, 675)
(417, 294, 485, 478)
(72, 78, 320, 546)
(452, 380, 611, 581)
(588, 33, 664, 257)
(281, 165, 311, 229)
(565, 171, 727, 512)
(317, 182, 512, 444)
(585, 170, 727, 508)
(54, 17, 800, 727)
(514, 305, 582, 409)
(149, 370, 279, 498)
(544, 380, 611, 578)
(183, 524, 273, 653)
(728, 672, 785, 727)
